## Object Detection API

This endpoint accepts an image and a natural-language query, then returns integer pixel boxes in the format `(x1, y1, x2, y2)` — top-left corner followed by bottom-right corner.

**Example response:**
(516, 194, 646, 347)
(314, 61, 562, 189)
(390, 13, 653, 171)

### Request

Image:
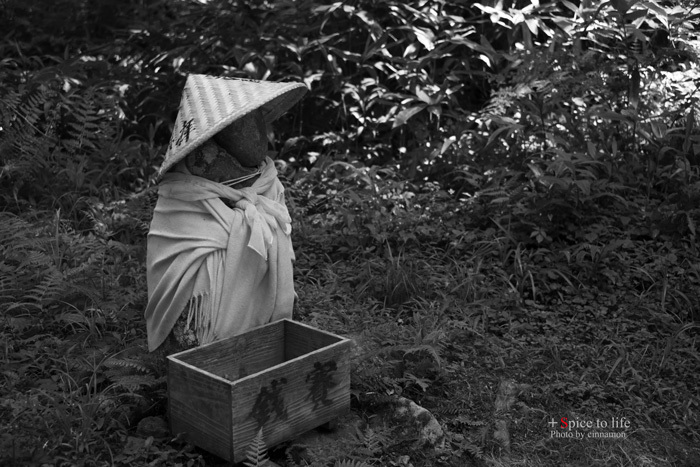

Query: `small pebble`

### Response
(136, 416, 169, 438)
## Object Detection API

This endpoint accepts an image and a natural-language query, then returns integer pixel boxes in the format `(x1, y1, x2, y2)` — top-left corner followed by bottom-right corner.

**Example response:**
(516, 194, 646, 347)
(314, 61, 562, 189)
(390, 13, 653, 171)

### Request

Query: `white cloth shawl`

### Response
(145, 157, 294, 351)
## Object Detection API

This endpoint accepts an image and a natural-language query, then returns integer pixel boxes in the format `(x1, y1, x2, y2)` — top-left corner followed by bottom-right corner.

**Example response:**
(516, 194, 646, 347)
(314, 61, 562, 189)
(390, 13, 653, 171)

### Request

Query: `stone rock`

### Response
(136, 416, 169, 438)
(287, 398, 444, 465)
(392, 397, 445, 448)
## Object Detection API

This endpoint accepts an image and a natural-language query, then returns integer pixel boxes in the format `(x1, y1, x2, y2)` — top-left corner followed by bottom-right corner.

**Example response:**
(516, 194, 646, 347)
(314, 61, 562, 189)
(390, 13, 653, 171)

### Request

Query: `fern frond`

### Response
(433, 404, 466, 416)
(0, 214, 37, 249)
(455, 415, 486, 427)
(357, 426, 382, 456)
(243, 428, 269, 467)
(57, 85, 118, 155)
(354, 389, 396, 408)
(475, 186, 509, 200)
(0, 272, 17, 302)
(17, 88, 49, 128)
(67, 357, 102, 374)
(17, 250, 55, 270)
(0, 89, 21, 127)
(109, 374, 162, 391)
(56, 312, 90, 327)
(7, 86, 55, 166)
(401, 344, 442, 368)
(461, 438, 485, 460)
(103, 357, 153, 375)
(27, 269, 66, 305)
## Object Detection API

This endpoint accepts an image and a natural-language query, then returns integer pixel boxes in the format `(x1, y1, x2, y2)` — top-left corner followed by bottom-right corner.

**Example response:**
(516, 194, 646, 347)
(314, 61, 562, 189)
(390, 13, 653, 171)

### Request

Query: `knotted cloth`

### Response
(145, 157, 294, 352)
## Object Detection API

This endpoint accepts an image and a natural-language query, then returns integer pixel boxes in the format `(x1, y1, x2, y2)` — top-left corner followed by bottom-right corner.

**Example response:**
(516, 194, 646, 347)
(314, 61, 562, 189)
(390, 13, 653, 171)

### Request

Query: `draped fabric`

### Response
(145, 157, 294, 352)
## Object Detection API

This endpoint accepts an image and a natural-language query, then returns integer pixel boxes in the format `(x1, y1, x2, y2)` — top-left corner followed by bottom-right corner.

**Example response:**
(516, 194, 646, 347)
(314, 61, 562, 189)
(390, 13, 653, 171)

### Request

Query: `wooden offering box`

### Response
(167, 319, 352, 463)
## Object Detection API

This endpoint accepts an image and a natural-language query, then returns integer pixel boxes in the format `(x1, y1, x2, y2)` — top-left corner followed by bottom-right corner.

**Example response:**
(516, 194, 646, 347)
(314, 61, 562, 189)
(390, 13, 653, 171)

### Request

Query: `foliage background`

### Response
(1, 0, 700, 465)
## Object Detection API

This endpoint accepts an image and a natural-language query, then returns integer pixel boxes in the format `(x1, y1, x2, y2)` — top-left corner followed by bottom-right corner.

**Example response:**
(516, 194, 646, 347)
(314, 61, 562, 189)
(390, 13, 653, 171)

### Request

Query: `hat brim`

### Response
(158, 75, 307, 177)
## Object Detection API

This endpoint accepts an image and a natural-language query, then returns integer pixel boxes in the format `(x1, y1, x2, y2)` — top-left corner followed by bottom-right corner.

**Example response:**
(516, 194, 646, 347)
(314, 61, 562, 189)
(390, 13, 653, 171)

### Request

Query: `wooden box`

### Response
(167, 319, 352, 463)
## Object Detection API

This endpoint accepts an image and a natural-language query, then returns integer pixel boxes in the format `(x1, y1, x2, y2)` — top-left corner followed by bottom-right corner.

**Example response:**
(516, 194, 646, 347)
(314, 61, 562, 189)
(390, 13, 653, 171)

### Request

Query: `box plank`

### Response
(168, 359, 232, 460)
(167, 319, 352, 464)
(230, 340, 351, 462)
(176, 320, 285, 380)
(283, 320, 341, 360)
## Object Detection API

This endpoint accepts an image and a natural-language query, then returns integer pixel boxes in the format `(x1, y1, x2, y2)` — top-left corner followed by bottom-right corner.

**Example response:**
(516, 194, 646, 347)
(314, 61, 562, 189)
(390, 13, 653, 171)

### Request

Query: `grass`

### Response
(292, 193, 700, 466)
(1, 180, 700, 466)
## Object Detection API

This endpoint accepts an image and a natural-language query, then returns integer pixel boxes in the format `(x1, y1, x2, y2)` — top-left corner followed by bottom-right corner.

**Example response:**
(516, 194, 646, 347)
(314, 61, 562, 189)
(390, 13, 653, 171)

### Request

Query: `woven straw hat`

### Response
(158, 74, 307, 176)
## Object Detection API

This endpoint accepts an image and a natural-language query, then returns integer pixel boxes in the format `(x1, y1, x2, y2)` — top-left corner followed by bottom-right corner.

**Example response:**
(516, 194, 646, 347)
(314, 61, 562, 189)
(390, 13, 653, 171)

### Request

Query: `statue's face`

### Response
(213, 109, 268, 167)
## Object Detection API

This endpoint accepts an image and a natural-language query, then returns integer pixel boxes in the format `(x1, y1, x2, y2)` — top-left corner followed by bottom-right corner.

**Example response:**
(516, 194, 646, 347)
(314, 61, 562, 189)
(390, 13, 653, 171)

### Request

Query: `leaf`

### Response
(642, 1, 669, 28)
(436, 137, 456, 157)
(392, 104, 427, 128)
(561, 0, 579, 13)
(686, 213, 696, 237)
(243, 428, 269, 467)
(528, 163, 544, 178)
(683, 110, 695, 153)
(413, 26, 435, 51)
(625, 9, 648, 23)
(57, 312, 89, 326)
(355, 9, 383, 38)
(650, 121, 667, 139)
(629, 65, 640, 110)
(589, 108, 635, 122)
(362, 32, 389, 60)
(485, 123, 523, 147)
(404, 372, 431, 391)
(610, 0, 632, 14)
(574, 180, 591, 196)
(427, 105, 442, 118)
(524, 18, 539, 35)
(587, 141, 597, 159)
(403, 42, 420, 57)
(540, 175, 570, 190)
(415, 88, 432, 104)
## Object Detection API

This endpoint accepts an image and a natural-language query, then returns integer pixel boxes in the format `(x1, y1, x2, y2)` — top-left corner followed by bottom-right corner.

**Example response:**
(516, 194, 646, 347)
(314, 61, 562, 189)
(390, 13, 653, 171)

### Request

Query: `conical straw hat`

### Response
(158, 74, 307, 176)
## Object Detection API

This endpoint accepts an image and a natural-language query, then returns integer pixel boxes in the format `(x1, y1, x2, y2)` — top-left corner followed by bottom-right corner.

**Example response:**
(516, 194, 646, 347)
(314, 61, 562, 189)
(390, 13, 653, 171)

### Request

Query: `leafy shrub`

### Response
(0, 55, 152, 225)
